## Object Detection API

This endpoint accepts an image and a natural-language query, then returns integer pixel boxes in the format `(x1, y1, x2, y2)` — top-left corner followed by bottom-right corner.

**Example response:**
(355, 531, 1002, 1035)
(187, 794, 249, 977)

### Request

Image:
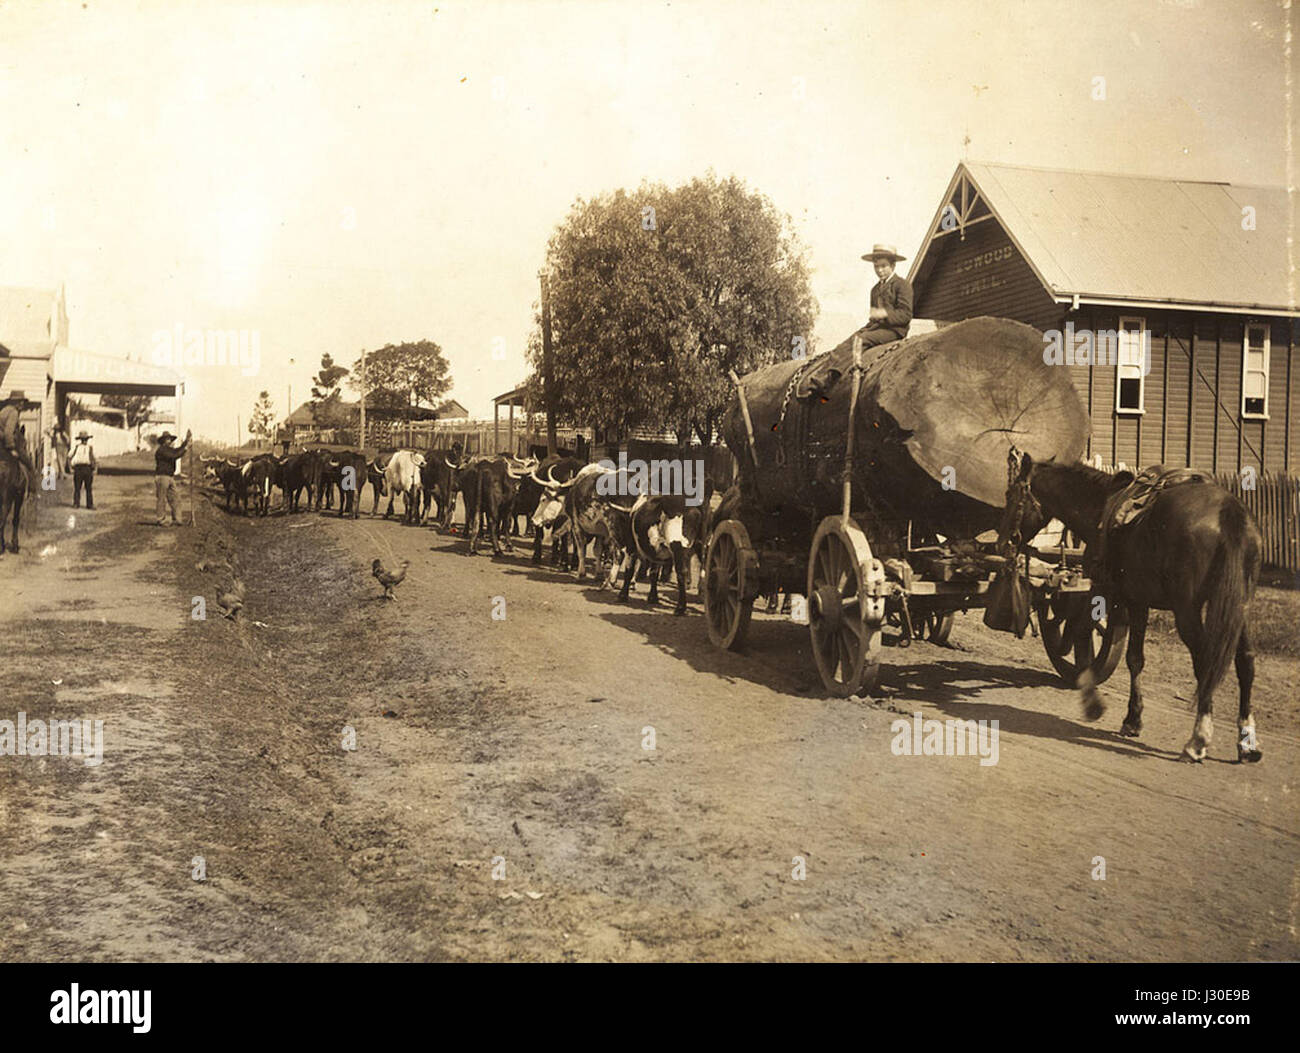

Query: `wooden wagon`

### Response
(702, 317, 1128, 696)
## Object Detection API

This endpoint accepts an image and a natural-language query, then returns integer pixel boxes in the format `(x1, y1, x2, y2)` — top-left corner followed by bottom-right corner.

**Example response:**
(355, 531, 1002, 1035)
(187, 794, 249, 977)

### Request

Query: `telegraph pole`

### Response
(359, 346, 367, 449)
(540, 270, 557, 456)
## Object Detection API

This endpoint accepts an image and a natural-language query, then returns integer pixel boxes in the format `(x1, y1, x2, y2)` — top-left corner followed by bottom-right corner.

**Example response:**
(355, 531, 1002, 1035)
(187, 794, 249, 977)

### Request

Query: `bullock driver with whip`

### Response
(859, 243, 913, 349)
(153, 429, 192, 526)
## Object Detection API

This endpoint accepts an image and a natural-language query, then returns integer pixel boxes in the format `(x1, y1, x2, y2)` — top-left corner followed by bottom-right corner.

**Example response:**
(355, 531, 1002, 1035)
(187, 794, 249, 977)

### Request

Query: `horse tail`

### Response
(1199, 499, 1256, 696)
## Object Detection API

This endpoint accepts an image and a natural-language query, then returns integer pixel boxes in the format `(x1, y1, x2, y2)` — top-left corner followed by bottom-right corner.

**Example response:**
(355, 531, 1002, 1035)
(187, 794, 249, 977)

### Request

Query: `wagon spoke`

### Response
(819, 624, 837, 662)
(840, 627, 859, 676)
(817, 545, 835, 590)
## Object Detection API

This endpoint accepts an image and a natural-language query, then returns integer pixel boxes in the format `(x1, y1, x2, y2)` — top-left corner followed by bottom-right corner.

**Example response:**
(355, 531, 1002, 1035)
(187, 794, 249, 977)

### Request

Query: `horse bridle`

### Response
(1003, 446, 1042, 550)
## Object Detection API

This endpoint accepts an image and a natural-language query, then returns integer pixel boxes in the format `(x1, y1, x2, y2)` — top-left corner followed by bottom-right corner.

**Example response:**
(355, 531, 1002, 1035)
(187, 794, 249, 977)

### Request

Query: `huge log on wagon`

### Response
(721, 316, 1089, 544)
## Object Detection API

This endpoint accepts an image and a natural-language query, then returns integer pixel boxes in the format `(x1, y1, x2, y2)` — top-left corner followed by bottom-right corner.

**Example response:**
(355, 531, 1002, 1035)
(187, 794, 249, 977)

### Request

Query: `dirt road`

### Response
(2, 473, 1297, 961)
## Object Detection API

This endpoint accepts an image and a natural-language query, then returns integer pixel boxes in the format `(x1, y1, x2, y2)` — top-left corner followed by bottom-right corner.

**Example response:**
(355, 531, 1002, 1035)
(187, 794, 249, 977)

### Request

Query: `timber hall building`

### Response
(909, 162, 1298, 477)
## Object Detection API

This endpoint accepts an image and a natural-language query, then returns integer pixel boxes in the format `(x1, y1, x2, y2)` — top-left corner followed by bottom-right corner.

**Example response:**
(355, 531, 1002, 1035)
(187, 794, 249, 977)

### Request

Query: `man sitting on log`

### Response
(796, 243, 917, 401)
(860, 243, 913, 349)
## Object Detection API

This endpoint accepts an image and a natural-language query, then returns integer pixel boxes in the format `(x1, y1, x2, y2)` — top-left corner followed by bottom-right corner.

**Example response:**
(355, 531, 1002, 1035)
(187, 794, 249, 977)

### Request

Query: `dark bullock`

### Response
(610, 492, 712, 616)
(276, 453, 315, 513)
(333, 450, 369, 518)
(244, 456, 275, 516)
(420, 443, 464, 529)
(456, 456, 517, 556)
(365, 457, 387, 515)
(527, 455, 586, 565)
(211, 457, 249, 514)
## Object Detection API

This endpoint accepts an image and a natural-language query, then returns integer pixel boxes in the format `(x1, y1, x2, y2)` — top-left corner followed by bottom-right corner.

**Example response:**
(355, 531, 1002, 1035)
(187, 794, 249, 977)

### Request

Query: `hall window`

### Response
(1115, 316, 1146, 414)
(1242, 323, 1270, 419)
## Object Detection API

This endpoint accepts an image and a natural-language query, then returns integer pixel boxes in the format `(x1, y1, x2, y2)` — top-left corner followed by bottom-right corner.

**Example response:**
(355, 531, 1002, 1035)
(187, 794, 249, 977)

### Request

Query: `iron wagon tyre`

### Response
(1034, 589, 1128, 686)
(703, 519, 759, 651)
(807, 516, 884, 697)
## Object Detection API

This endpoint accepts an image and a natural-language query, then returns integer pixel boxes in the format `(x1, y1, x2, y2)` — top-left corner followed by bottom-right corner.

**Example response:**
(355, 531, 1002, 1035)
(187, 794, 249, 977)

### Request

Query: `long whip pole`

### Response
(842, 334, 864, 521)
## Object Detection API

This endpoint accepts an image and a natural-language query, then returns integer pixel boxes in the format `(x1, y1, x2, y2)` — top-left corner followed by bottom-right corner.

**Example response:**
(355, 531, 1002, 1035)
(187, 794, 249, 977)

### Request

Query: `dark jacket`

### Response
(867, 273, 913, 337)
(0, 404, 20, 450)
(155, 438, 190, 476)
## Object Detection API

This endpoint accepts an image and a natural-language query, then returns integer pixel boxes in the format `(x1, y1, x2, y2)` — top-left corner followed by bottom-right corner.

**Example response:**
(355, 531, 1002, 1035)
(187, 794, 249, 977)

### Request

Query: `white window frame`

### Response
(1242, 322, 1270, 420)
(1114, 315, 1146, 415)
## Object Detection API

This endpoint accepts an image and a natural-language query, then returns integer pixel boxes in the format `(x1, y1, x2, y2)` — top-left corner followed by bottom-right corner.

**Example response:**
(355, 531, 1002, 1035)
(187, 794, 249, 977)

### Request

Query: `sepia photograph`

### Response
(0, 0, 1296, 1004)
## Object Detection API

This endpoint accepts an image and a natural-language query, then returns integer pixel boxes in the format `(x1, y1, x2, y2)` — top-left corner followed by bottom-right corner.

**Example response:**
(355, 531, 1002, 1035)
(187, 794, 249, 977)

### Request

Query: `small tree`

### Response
(249, 391, 276, 446)
(101, 393, 155, 428)
(311, 353, 352, 430)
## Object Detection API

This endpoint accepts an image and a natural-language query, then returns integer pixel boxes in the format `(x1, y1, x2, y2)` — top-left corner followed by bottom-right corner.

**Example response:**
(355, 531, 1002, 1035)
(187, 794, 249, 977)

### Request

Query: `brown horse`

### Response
(1006, 454, 1262, 764)
(0, 450, 28, 555)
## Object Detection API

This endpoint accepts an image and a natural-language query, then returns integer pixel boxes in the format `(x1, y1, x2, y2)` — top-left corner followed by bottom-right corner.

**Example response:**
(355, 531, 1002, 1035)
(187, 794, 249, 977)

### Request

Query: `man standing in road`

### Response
(154, 429, 192, 526)
(859, 243, 913, 349)
(70, 430, 98, 509)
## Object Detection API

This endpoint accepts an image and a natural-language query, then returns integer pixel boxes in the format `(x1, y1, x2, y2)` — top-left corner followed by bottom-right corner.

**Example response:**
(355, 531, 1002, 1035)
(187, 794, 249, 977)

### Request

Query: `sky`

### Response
(0, 0, 1294, 441)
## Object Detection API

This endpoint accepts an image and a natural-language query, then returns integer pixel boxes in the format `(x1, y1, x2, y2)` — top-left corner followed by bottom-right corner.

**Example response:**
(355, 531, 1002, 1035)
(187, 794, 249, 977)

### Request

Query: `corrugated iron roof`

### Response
(914, 162, 1296, 313)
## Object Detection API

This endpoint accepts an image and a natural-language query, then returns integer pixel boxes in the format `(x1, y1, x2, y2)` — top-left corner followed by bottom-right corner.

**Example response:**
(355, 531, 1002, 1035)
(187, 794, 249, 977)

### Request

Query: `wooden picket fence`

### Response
(1213, 470, 1300, 573)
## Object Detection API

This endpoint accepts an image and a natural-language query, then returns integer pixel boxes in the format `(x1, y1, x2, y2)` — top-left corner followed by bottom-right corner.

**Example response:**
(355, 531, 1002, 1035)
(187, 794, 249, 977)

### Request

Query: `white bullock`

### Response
(383, 450, 426, 525)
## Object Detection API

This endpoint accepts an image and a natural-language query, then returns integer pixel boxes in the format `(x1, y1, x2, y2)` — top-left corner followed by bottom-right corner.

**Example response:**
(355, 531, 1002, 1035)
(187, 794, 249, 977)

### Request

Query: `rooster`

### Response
(372, 558, 409, 600)
(217, 578, 246, 620)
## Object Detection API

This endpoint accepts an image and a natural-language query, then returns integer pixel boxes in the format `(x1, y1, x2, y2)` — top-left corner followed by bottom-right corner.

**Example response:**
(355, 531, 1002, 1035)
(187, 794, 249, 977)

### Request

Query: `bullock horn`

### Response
(546, 465, 579, 489)
(445, 457, 461, 470)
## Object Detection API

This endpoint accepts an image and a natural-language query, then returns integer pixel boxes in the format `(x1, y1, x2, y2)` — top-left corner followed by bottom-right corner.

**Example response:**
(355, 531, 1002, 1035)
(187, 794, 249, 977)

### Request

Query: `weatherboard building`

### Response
(908, 162, 1298, 477)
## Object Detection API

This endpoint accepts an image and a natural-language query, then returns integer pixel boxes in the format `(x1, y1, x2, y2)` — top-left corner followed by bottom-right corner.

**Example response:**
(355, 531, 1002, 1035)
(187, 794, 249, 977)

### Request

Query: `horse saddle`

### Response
(1104, 465, 1213, 532)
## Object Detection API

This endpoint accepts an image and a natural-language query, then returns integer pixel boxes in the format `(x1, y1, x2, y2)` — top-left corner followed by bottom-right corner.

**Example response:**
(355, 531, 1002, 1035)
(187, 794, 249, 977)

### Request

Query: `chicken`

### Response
(217, 578, 246, 620)
(372, 558, 409, 600)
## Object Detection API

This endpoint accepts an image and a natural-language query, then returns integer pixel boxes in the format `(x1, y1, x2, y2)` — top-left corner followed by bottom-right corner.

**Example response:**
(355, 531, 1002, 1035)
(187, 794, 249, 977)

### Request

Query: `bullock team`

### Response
(200, 447, 714, 616)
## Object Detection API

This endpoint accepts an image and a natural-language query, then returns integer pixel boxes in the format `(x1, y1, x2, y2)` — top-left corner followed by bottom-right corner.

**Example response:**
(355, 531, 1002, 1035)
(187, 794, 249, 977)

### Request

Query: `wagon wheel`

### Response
(703, 520, 759, 651)
(807, 516, 885, 697)
(1035, 590, 1128, 686)
(918, 609, 956, 645)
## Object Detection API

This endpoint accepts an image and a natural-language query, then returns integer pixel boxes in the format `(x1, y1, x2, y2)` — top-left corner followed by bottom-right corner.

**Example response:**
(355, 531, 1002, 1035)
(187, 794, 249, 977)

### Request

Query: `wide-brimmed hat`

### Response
(157, 431, 177, 443)
(1, 389, 27, 403)
(861, 243, 906, 263)
(76, 430, 91, 440)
